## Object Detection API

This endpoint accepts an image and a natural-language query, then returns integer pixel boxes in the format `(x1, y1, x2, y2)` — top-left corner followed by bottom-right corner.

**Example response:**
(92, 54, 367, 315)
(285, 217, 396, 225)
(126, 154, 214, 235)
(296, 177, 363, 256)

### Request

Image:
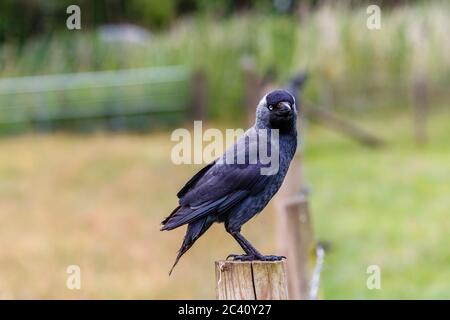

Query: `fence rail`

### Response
(0, 66, 197, 134)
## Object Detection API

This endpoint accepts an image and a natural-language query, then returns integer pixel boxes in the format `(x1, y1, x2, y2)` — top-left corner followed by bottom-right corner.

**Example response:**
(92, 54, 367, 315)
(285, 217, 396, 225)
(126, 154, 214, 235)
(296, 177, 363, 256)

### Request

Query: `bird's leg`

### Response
(226, 232, 260, 259)
(231, 231, 262, 256)
(226, 230, 285, 261)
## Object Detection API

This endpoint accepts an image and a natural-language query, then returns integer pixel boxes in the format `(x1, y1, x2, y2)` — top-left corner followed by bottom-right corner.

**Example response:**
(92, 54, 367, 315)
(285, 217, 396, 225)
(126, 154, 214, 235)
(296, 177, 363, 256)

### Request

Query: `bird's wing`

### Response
(176, 161, 215, 199)
(179, 127, 274, 205)
(162, 128, 277, 230)
(180, 161, 271, 206)
(161, 162, 274, 230)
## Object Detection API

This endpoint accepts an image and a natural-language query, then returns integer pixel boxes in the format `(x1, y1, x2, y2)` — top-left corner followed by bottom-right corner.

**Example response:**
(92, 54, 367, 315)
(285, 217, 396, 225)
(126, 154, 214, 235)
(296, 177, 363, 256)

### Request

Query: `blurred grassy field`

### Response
(0, 108, 449, 299)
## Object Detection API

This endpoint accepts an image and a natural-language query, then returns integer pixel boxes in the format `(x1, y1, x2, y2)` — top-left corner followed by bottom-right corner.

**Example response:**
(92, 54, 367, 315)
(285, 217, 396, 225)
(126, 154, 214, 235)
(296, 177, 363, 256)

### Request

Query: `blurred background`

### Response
(0, 0, 449, 299)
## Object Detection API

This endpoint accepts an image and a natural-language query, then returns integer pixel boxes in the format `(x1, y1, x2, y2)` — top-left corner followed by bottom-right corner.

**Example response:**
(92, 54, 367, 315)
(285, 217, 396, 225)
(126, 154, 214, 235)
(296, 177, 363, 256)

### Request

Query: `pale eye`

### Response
(268, 105, 274, 111)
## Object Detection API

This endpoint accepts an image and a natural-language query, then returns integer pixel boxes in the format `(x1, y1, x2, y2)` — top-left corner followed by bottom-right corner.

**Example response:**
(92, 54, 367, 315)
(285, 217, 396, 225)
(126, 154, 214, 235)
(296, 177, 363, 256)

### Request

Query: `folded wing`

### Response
(161, 161, 273, 231)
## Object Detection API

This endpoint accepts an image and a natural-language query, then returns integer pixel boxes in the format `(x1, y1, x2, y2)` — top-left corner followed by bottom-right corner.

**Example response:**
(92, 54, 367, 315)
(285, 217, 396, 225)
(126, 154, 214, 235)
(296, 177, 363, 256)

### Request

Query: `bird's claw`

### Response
(226, 254, 242, 260)
(259, 255, 286, 261)
(227, 254, 257, 261)
(226, 254, 286, 261)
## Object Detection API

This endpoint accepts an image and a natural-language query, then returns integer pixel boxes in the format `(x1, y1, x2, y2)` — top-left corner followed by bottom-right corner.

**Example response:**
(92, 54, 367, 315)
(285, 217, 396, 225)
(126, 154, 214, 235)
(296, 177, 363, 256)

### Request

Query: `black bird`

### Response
(161, 89, 298, 274)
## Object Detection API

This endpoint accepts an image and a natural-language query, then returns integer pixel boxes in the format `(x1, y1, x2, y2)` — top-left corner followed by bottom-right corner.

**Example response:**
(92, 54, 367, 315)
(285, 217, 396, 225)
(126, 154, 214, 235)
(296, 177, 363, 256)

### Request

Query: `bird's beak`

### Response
(277, 101, 292, 112)
(280, 102, 292, 111)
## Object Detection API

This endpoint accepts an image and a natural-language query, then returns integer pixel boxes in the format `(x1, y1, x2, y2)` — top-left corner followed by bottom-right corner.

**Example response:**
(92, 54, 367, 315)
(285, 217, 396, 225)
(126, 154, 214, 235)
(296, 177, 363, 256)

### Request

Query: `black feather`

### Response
(162, 89, 299, 274)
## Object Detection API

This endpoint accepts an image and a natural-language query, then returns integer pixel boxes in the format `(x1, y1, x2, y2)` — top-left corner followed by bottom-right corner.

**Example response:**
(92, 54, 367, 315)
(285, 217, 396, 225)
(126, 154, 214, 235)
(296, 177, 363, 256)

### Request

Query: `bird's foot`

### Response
(226, 254, 286, 261)
(226, 254, 255, 261)
(259, 255, 286, 261)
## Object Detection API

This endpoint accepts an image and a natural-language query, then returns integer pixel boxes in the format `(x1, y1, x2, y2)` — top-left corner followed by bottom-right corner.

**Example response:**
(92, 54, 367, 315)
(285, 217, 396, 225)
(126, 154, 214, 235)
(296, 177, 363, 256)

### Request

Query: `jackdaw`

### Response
(161, 89, 297, 274)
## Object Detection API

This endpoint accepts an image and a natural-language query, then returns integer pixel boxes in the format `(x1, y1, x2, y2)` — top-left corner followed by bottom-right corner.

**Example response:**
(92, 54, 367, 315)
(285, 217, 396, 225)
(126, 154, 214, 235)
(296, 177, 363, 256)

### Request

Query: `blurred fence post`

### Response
(305, 106, 384, 147)
(411, 74, 428, 145)
(243, 67, 316, 299)
(0, 66, 191, 134)
(275, 150, 303, 254)
(215, 260, 288, 300)
(275, 165, 314, 300)
(283, 195, 314, 299)
(191, 71, 207, 121)
(34, 94, 52, 132)
(243, 66, 264, 126)
(274, 126, 315, 299)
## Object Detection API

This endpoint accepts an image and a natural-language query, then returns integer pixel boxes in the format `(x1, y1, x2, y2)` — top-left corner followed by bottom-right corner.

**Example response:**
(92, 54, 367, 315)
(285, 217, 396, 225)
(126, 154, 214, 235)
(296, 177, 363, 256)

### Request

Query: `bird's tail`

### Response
(168, 216, 214, 275)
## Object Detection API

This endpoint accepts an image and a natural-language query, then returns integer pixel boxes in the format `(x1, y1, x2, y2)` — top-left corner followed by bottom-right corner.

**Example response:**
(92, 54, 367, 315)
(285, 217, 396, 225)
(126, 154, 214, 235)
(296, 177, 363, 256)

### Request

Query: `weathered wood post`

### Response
(241, 68, 317, 299)
(215, 260, 288, 300)
(243, 64, 264, 126)
(283, 195, 314, 299)
(191, 71, 207, 121)
(274, 104, 314, 299)
(411, 73, 428, 145)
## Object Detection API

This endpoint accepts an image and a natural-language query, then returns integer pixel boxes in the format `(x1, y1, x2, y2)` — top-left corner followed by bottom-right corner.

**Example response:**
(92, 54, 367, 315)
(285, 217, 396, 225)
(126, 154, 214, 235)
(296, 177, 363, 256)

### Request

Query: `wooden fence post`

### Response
(243, 66, 264, 126)
(191, 71, 207, 121)
(412, 74, 428, 145)
(242, 68, 317, 299)
(215, 260, 288, 300)
(274, 109, 315, 299)
(283, 195, 314, 299)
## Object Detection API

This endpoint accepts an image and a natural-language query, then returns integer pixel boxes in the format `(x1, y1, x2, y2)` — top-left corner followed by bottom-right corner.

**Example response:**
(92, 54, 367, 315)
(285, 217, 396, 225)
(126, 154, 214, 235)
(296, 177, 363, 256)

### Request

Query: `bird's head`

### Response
(255, 89, 297, 132)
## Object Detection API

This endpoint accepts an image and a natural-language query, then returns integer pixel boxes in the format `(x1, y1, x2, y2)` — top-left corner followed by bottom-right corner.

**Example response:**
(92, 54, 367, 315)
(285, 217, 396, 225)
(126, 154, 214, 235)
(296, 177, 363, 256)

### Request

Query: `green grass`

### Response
(304, 110, 450, 299)
(0, 109, 449, 298)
